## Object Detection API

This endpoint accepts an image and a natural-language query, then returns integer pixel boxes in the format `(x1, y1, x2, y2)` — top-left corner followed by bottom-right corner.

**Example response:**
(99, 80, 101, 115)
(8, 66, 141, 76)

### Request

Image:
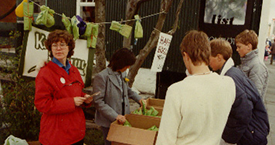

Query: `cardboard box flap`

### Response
(108, 124, 156, 145)
(127, 114, 160, 128)
(107, 114, 160, 145)
(147, 98, 164, 106)
(147, 98, 164, 109)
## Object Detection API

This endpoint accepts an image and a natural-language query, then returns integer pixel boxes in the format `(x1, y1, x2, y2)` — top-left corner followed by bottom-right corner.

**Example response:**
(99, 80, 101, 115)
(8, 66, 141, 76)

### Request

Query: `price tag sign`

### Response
(151, 32, 172, 72)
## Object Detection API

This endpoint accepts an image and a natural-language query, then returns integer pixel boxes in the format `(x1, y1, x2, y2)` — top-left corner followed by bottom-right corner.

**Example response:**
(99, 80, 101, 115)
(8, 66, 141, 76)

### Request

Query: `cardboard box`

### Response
(145, 98, 164, 116)
(107, 114, 160, 145)
(146, 98, 164, 109)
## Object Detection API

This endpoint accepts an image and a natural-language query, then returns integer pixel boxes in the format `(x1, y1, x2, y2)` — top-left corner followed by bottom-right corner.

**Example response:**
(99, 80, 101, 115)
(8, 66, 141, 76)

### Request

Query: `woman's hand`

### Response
(83, 91, 100, 104)
(139, 99, 146, 106)
(73, 97, 86, 106)
(116, 115, 126, 124)
(84, 94, 93, 104)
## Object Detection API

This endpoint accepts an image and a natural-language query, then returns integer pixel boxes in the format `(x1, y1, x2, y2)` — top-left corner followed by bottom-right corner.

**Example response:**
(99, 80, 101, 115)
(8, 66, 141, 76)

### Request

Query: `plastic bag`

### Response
(4, 135, 28, 145)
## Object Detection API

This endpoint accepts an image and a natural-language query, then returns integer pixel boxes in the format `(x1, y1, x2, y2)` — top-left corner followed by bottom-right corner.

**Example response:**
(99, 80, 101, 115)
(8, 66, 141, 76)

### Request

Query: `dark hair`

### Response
(108, 48, 136, 71)
(44, 29, 75, 58)
(180, 30, 210, 65)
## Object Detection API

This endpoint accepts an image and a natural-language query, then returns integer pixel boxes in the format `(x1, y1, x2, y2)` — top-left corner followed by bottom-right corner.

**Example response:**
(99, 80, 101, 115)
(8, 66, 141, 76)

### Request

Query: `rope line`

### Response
(30, 0, 166, 25)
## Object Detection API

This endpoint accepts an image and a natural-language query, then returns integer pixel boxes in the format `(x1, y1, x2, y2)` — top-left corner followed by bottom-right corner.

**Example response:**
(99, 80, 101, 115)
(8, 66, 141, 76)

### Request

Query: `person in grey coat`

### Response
(235, 29, 269, 102)
(92, 48, 144, 145)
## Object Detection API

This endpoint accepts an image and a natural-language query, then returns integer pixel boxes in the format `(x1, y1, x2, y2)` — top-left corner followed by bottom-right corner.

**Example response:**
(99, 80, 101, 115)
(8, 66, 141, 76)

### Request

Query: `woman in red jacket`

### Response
(34, 30, 93, 145)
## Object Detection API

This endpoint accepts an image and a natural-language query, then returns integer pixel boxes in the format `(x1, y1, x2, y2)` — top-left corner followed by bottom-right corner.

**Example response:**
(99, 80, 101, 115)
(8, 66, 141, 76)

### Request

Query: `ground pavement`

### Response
(265, 58, 275, 145)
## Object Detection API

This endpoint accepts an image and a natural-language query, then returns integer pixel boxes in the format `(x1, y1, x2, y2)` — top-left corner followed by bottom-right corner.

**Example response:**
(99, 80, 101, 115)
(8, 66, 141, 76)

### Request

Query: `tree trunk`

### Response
(94, 0, 106, 74)
(128, 0, 185, 87)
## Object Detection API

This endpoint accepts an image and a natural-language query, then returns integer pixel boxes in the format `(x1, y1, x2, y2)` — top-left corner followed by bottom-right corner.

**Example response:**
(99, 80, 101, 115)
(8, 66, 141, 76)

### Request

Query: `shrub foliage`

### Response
(0, 31, 40, 142)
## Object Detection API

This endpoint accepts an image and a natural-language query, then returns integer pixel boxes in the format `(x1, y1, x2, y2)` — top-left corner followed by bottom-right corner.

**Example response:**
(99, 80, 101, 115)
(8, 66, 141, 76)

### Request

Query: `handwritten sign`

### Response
(22, 26, 89, 82)
(151, 32, 172, 72)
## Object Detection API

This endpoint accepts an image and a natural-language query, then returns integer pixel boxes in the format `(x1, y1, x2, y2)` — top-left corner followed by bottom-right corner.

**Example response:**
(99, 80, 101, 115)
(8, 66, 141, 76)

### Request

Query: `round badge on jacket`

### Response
(60, 77, 66, 84)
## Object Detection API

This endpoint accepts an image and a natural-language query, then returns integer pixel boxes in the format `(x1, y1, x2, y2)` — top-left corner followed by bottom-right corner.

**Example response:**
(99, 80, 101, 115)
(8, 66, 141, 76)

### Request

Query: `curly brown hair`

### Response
(44, 30, 75, 58)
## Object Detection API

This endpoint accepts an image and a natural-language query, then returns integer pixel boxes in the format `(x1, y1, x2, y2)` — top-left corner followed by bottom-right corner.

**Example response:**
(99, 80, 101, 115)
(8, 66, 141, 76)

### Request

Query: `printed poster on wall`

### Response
(22, 26, 89, 83)
(151, 32, 172, 72)
(199, 0, 254, 65)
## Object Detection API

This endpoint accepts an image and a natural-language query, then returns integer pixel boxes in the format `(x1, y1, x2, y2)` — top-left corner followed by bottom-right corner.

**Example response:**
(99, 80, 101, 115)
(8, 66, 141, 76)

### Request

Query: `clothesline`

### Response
(30, 0, 166, 25)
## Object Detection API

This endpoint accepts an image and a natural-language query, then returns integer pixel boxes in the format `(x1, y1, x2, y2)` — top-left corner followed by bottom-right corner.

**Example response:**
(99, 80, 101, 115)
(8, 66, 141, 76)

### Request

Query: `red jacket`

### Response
(35, 61, 86, 145)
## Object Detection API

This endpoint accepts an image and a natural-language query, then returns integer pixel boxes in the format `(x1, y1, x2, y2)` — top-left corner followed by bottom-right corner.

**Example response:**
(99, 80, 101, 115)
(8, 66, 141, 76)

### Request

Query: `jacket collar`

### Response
(220, 57, 235, 76)
(107, 67, 123, 89)
(48, 61, 74, 78)
(106, 67, 126, 77)
(106, 67, 127, 94)
(52, 57, 71, 74)
(240, 49, 258, 63)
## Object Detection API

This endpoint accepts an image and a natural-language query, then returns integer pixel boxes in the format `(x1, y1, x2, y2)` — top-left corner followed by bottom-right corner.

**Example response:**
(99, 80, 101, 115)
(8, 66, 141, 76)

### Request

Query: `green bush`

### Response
(0, 78, 40, 142)
(0, 31, 40, 143)
(84, 128, 104, 145)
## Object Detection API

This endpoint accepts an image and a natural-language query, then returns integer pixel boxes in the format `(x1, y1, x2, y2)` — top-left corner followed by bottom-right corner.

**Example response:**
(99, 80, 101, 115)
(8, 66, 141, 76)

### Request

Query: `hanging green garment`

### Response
(23, 2, 34, 31)
(71, 16, 79, 40)
(35, 5, 55, 27)
(134, 15, 143, 39)
(62, 13, 72, 34)
(83, 22, 99, 48)
(110, 21, 132, 38)
(110, 21, 121, 31)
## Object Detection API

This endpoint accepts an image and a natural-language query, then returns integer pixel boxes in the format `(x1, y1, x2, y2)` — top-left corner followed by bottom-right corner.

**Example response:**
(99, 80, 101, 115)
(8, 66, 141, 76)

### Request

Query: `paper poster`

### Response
(22, 26, 89, 82)
(151, 32, 172, 72)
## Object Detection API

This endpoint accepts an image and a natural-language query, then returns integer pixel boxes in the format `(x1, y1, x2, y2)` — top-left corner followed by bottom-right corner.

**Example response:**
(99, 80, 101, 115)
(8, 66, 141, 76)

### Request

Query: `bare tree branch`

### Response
(127, 0, 177, 87)
(123, 0, 152, 48)
(168, 0, 184, 35)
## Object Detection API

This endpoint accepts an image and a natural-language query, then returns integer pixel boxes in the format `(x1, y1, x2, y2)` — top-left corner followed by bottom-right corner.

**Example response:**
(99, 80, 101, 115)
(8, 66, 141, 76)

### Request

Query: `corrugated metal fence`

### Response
(105, 0, 201, 73)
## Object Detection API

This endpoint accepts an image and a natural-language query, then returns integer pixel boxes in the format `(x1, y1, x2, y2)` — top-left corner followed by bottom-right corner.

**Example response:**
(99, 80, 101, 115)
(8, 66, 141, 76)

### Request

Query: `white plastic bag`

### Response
(4, 135, 28, 145)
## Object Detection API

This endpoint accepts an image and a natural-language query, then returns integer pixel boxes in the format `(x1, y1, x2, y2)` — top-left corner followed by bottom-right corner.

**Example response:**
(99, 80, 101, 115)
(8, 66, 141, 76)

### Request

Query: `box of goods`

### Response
(107, 114, 160, 145)
(132, 98, 165, 117)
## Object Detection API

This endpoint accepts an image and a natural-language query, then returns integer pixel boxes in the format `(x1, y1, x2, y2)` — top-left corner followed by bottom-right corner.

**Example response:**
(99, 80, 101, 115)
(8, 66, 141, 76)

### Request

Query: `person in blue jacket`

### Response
(209, 39, 269, 145)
